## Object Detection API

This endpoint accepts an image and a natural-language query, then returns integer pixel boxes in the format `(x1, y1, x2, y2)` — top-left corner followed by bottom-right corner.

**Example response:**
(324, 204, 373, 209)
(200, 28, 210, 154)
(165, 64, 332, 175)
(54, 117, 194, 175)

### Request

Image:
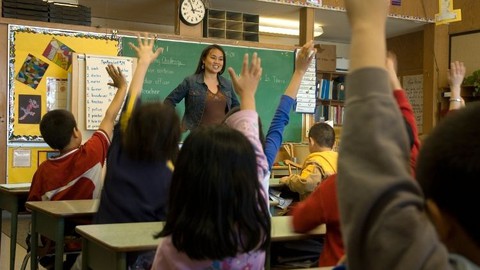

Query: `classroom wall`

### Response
(449, 0, 480, 34)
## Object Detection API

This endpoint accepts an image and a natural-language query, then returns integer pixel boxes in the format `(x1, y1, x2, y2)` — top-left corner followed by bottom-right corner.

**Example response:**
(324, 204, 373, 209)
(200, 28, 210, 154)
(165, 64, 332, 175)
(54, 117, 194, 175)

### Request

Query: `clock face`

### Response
(180, 0, 206, 26)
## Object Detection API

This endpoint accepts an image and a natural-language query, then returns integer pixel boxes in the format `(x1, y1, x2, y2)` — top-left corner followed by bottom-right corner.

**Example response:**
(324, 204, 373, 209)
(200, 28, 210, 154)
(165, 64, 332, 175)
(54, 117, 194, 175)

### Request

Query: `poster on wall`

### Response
(7, 25, 120, 142)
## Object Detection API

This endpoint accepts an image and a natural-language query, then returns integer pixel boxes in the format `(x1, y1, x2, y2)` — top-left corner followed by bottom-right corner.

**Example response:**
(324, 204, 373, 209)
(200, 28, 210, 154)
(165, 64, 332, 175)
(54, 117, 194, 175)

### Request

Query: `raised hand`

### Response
(448, 61, 466, 90)
(295, 40, 315, 75)
(228, 53, 262, 110)
(128, 33, 163, 64)
(106, 64, 127, 89)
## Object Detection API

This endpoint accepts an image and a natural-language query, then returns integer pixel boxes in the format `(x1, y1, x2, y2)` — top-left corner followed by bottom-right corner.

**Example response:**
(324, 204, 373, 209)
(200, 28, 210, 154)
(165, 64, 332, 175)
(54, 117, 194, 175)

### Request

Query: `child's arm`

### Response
(98, 64, 128, 139)
(264, 41, 316, 169)
(225, 53, 269, 188)
(119, 34, 163, 129)
(386, 52, 420, 175)
(448, 61, 466, 111)
(338, 0, 450, 268)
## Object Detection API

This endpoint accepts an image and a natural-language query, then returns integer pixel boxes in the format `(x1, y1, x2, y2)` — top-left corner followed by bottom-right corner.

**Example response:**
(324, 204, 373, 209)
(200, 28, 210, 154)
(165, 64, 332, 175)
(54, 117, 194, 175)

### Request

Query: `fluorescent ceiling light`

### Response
(259, 16, 323, 37)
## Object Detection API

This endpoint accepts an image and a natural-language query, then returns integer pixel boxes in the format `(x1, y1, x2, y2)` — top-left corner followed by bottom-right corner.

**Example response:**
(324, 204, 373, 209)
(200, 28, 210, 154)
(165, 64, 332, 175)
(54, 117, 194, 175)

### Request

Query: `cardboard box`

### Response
(315, 44, 336, 72)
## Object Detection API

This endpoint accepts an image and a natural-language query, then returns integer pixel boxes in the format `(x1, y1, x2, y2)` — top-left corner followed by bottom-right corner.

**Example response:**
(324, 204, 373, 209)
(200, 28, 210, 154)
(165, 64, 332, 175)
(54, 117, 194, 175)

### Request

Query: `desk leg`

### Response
(10, 205, 19, 270)
(30, 212, 38, 270)
(54, 218, 65, 270)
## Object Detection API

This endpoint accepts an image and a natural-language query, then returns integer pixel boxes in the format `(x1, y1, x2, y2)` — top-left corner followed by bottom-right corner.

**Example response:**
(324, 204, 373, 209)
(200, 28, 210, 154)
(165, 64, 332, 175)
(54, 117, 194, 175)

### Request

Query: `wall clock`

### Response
(180, 0, 206, 26)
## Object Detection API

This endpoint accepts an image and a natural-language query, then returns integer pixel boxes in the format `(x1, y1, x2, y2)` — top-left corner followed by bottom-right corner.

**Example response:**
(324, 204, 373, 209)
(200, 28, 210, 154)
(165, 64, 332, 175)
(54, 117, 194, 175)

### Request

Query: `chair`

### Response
(283, 159, 303, 175)
(20, 228, 82, 270)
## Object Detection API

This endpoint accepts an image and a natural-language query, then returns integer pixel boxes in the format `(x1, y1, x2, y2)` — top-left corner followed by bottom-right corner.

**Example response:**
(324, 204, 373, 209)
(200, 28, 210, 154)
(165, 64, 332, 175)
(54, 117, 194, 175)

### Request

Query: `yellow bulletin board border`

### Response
(7, 24, 121, 142)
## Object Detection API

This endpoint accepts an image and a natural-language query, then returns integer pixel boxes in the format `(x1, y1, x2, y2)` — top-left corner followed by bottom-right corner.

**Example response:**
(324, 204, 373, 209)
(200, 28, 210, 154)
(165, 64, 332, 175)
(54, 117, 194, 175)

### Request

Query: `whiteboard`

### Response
(450, 31, 480, 75)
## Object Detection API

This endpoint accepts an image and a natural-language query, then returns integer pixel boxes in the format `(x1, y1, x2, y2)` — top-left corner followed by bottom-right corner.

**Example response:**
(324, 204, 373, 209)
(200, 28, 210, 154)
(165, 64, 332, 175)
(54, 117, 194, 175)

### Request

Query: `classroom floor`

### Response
(1, 213, 47, 270)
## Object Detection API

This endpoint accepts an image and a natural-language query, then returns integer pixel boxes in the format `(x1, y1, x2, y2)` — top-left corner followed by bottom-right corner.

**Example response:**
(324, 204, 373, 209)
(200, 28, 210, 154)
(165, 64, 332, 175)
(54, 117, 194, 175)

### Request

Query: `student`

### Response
(290, 52, 421, 267)
(94, 34, 180, 225)
(27, 65, 127, 269)
(264, 40, 316, 169)
(280, 122, 338, 200)
(164, 44, 240, 131)
(90, 35, 179, 270)
(28, 65, 126, 202)
(448, 61, 466, 111)
(151, 53, 270, 269)
(337, 0, 480, 269)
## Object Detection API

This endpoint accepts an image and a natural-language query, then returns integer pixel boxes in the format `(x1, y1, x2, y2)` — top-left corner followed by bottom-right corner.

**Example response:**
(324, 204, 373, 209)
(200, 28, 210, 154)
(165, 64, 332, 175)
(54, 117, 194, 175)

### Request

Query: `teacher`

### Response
(164, 44, 240, 131)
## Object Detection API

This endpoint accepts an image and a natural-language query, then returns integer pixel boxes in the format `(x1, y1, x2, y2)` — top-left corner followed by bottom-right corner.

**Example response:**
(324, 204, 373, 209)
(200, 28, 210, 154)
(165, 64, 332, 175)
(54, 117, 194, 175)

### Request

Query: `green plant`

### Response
(463, 70, 480, 95)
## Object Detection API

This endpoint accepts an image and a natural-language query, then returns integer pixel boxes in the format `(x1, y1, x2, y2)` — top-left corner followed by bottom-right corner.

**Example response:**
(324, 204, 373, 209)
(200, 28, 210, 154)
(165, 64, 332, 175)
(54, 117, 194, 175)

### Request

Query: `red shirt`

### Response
(291, 174, 344, 267)
(28, 130, 110, 201)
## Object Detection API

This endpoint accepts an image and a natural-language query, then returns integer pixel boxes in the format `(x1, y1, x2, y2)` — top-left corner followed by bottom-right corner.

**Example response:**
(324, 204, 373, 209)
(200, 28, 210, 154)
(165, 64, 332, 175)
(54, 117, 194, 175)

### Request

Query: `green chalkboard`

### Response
(121, 37, 301, 142)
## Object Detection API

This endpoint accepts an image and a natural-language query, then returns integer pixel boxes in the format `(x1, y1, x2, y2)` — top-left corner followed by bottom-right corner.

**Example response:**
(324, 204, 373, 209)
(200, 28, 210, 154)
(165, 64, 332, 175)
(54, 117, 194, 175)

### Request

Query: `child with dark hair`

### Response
(28, 64, 126, 202)
(27, 64, 127, 269)
(151, 52, 271, 269)
(280, 122, 338, 200)
(91, 34, 180, 270)
(337, 0, 480, 269)
(95, 34, 180, 224)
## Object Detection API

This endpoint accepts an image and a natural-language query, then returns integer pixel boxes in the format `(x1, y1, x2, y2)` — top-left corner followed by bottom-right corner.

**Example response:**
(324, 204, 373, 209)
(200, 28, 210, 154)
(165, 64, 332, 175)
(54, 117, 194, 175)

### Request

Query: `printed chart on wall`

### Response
(8, 25, 119, 142)
(84, 55, 134, 130)
(403, 74, 423, 133)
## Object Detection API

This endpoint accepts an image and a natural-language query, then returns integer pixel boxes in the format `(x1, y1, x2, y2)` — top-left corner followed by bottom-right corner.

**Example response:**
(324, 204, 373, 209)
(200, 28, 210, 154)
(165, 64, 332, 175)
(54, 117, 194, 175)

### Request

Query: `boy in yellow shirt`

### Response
(280, 122, 337, 200)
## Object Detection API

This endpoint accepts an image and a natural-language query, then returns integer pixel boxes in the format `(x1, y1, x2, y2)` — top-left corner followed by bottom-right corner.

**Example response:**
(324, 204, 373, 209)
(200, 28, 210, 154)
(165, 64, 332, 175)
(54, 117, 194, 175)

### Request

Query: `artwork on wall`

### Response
(16, 54, 49, 90)
(8, 24, 119, 142)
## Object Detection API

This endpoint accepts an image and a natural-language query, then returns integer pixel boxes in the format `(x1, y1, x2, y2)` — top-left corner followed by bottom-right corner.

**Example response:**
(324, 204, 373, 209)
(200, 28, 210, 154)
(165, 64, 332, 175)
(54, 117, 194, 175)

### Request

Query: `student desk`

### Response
(25, 199, 99, 270)
(76, 222, 163, 270)
(0, 184, 30, 270)
(75, 216, 326, 270)
(271, 165, 291, 178)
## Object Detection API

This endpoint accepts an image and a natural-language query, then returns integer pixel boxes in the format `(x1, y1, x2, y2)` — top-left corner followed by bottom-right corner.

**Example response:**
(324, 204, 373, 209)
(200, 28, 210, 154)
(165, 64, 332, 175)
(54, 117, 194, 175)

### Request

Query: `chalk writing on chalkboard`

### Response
(402, 74, 423, 133)
(85, 55, 134, 130)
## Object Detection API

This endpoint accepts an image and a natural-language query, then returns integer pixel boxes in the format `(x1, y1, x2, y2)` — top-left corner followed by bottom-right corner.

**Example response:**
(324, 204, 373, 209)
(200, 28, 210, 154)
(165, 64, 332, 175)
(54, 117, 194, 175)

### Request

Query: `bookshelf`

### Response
(315, 71, 346, 126)
(203, 9, 259, 42)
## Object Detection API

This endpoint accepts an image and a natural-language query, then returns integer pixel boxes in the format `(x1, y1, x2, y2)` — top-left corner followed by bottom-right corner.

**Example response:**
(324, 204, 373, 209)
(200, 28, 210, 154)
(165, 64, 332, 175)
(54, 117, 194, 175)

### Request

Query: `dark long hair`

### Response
(123, 102, 180, 162)
(156, 125, 271, 260)
(194, 44, 227, 75)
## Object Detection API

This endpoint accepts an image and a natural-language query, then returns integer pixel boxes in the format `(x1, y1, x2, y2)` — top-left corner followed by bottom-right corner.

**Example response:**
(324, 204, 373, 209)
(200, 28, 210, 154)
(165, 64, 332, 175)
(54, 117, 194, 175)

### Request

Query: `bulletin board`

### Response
(8, 24, 120, 141)
(7, 25, 119, 183)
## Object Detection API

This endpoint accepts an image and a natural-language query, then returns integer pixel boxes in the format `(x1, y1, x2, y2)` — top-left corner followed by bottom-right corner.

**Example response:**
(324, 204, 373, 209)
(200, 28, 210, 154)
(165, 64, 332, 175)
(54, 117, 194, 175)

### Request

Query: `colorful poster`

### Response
(16, 54, 49, 89)
(18, 94, 41, 124)
(42, 37, 75, 70)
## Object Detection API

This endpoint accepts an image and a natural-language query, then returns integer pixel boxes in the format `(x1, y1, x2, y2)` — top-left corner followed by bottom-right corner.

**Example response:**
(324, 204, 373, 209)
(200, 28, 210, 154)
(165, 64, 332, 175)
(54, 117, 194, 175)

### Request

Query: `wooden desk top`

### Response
(77, 221, 164, 252)
(76, 216, 325, 253)
(271, 216, 325, 242)
(0, 183, 30, 194)
(25, 199, 99, 217)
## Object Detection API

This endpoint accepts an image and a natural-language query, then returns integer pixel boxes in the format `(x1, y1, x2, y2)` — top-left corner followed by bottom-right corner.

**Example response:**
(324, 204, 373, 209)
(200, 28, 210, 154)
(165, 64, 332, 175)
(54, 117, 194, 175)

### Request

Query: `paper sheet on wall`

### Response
(295, 49, 317, 114)
(84, 55, 134, 130)
(402, 74, 423, 134)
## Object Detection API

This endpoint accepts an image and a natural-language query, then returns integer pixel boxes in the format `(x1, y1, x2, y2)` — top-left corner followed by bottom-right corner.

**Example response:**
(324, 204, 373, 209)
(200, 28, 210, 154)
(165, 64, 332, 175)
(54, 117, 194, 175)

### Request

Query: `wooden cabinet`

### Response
(203, 9, 259, 42)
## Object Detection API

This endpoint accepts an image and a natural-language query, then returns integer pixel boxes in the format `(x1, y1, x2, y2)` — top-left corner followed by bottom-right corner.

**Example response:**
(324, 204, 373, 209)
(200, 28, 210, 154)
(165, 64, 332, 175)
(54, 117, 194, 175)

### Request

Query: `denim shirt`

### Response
(164, 73, 240, 130)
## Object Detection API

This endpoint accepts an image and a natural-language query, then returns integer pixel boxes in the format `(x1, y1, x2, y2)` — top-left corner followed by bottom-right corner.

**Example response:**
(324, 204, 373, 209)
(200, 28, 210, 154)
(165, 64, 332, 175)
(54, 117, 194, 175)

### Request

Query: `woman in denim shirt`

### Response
(164, 44, 240, 131)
